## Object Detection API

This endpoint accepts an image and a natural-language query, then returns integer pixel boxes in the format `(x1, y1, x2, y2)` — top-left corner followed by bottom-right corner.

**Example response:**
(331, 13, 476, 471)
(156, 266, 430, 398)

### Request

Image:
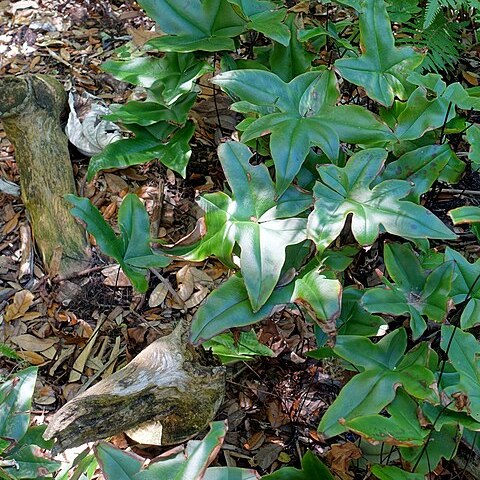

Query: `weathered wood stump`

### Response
(0, 74, 91, 277)
(44, 322, 225, 453)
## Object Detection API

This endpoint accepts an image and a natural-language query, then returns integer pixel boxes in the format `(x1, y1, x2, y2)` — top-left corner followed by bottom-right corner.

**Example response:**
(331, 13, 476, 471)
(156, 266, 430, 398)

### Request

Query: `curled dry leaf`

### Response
(148, 282, 169, 307)
(4, 289, 34, 322)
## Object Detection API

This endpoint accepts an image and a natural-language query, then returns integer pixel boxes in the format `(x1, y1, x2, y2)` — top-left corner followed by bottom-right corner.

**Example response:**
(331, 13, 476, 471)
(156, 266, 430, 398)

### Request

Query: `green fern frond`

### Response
(398, 15, 467, 72)
(423, 0, 472, 28)
(424, 0, 441, 28)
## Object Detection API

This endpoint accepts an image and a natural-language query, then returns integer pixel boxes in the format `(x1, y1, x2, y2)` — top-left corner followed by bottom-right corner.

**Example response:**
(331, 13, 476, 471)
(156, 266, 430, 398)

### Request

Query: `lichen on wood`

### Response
(0, 74, 91, 277)
(44, 321, 225, 453)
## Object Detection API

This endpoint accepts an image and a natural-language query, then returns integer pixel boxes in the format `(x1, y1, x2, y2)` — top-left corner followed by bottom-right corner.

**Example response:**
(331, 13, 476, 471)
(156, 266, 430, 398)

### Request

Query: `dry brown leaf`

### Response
(4, 290, 34, 321)
(244, 431, 266, 451)
(35, 385, 56, 405)
(16, 351, 45, 365)
(148, 282, 168, 307)
(266, 399, 290, 428)
(462, 70, 479, 86)
(21, 311, 42, 321)
(190, 267, 214, 284)
(102, 265, 132, 287)
(326, 442, 363, 480)
(2, 212, 19, 235)
(253, 444, 283, 470)
(104, 173, 128, 193)
(184, 284, 209, 308)
(10, 334, 58, 352)
(176, 265, 195, 301)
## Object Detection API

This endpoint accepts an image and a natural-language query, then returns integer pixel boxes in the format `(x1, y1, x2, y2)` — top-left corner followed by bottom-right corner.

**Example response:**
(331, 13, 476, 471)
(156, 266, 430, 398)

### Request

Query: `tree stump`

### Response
(0, 75, 91, 277)
(44, 322, 225, 453)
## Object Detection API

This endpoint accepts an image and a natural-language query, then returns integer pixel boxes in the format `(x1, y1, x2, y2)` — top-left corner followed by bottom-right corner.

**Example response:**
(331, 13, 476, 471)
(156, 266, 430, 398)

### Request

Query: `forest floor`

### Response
(1, 1, 479, 479)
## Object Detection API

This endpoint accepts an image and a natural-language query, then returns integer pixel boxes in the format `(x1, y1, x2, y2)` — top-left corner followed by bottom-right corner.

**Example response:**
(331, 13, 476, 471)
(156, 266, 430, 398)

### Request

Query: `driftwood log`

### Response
(44, 322, 225, 453)
(0, 74, 90, 277)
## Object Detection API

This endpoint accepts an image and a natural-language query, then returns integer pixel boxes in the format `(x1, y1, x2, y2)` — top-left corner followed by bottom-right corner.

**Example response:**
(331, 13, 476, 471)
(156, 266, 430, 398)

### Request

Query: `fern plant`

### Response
(397, 13, 468, 72)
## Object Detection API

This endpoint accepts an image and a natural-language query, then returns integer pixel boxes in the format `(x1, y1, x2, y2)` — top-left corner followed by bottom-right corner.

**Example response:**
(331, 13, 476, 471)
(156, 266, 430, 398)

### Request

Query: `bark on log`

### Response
(0, 75, 90, 277)
(44, 322, 225, 453)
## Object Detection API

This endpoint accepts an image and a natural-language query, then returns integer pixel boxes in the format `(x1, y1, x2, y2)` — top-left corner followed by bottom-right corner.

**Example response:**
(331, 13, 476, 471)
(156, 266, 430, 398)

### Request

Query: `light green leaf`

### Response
(182, 142, 307, 310)
(371, 465, 424, 480)
(307, 149, 456, 252)
(203, 330, 274, 364)
(95, 442, 144, 480)
(394, 87, 455, 141)
(0, 367, 37, 442)
(466, 124, 480, 165)
(140, 0, 245, 52)
(173, 421, 227, 480)
(292, 269, 342, 331)
(335, 0, 423, 106)
(214, 69, 394, 194)
(345, 389, 427, 446)
(87, 121, 194, 180)
(449, 205, 480, 225)
(66, 194, 170, 292)
(227, 0, 290, 46)
(102, 53, 212, 105)
(190, 275, 294, 345)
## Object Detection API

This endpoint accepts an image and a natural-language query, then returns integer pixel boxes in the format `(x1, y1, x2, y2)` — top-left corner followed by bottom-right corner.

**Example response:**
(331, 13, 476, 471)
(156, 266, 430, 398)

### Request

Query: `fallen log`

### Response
(0, 74, 91, 277)
(44, 321, 225, 453)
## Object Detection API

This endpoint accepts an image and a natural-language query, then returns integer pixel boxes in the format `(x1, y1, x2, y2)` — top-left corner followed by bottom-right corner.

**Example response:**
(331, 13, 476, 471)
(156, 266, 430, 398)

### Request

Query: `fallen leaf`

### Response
(4, 290, 34, 321)
(326, 442, 363, 480)
(10, 334, 58, 352)
(253, 444, 283, 470)
(244, 431, 266, 451)
(16, 351, 45, 365)
(266, 399, 290, 428)
(148, 282, 168, 307)
(102, 265, 132, 287)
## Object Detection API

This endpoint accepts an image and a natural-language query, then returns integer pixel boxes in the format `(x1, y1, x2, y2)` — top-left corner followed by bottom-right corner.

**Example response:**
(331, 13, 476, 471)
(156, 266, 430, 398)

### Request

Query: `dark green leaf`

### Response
(102, 53, 212, 104)
(95, 442, 143, 480)
(0, 367, 37, 442)
(261, 451, 334, 480)
(214, 70, 394, 194)
(371, 465, 424, 480)
(362, 243, 453, 338)
(140, 0, 245, 52)
(3, 446, 60, 479)
(190, 275, 294, 345)
(441, 325, 480, 421)
(319, 330, 438, 437)
(444, 248, 480, 329)
(87, 121, 194, 180)
(66, 194, 170, 292)
(183, 141, 307, 310)
(381, 144, 462, 201)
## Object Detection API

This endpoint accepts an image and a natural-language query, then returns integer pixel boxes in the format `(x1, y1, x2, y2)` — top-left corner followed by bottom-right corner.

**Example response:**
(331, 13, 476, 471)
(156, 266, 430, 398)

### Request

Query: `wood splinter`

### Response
(44, 322, 225, 453)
